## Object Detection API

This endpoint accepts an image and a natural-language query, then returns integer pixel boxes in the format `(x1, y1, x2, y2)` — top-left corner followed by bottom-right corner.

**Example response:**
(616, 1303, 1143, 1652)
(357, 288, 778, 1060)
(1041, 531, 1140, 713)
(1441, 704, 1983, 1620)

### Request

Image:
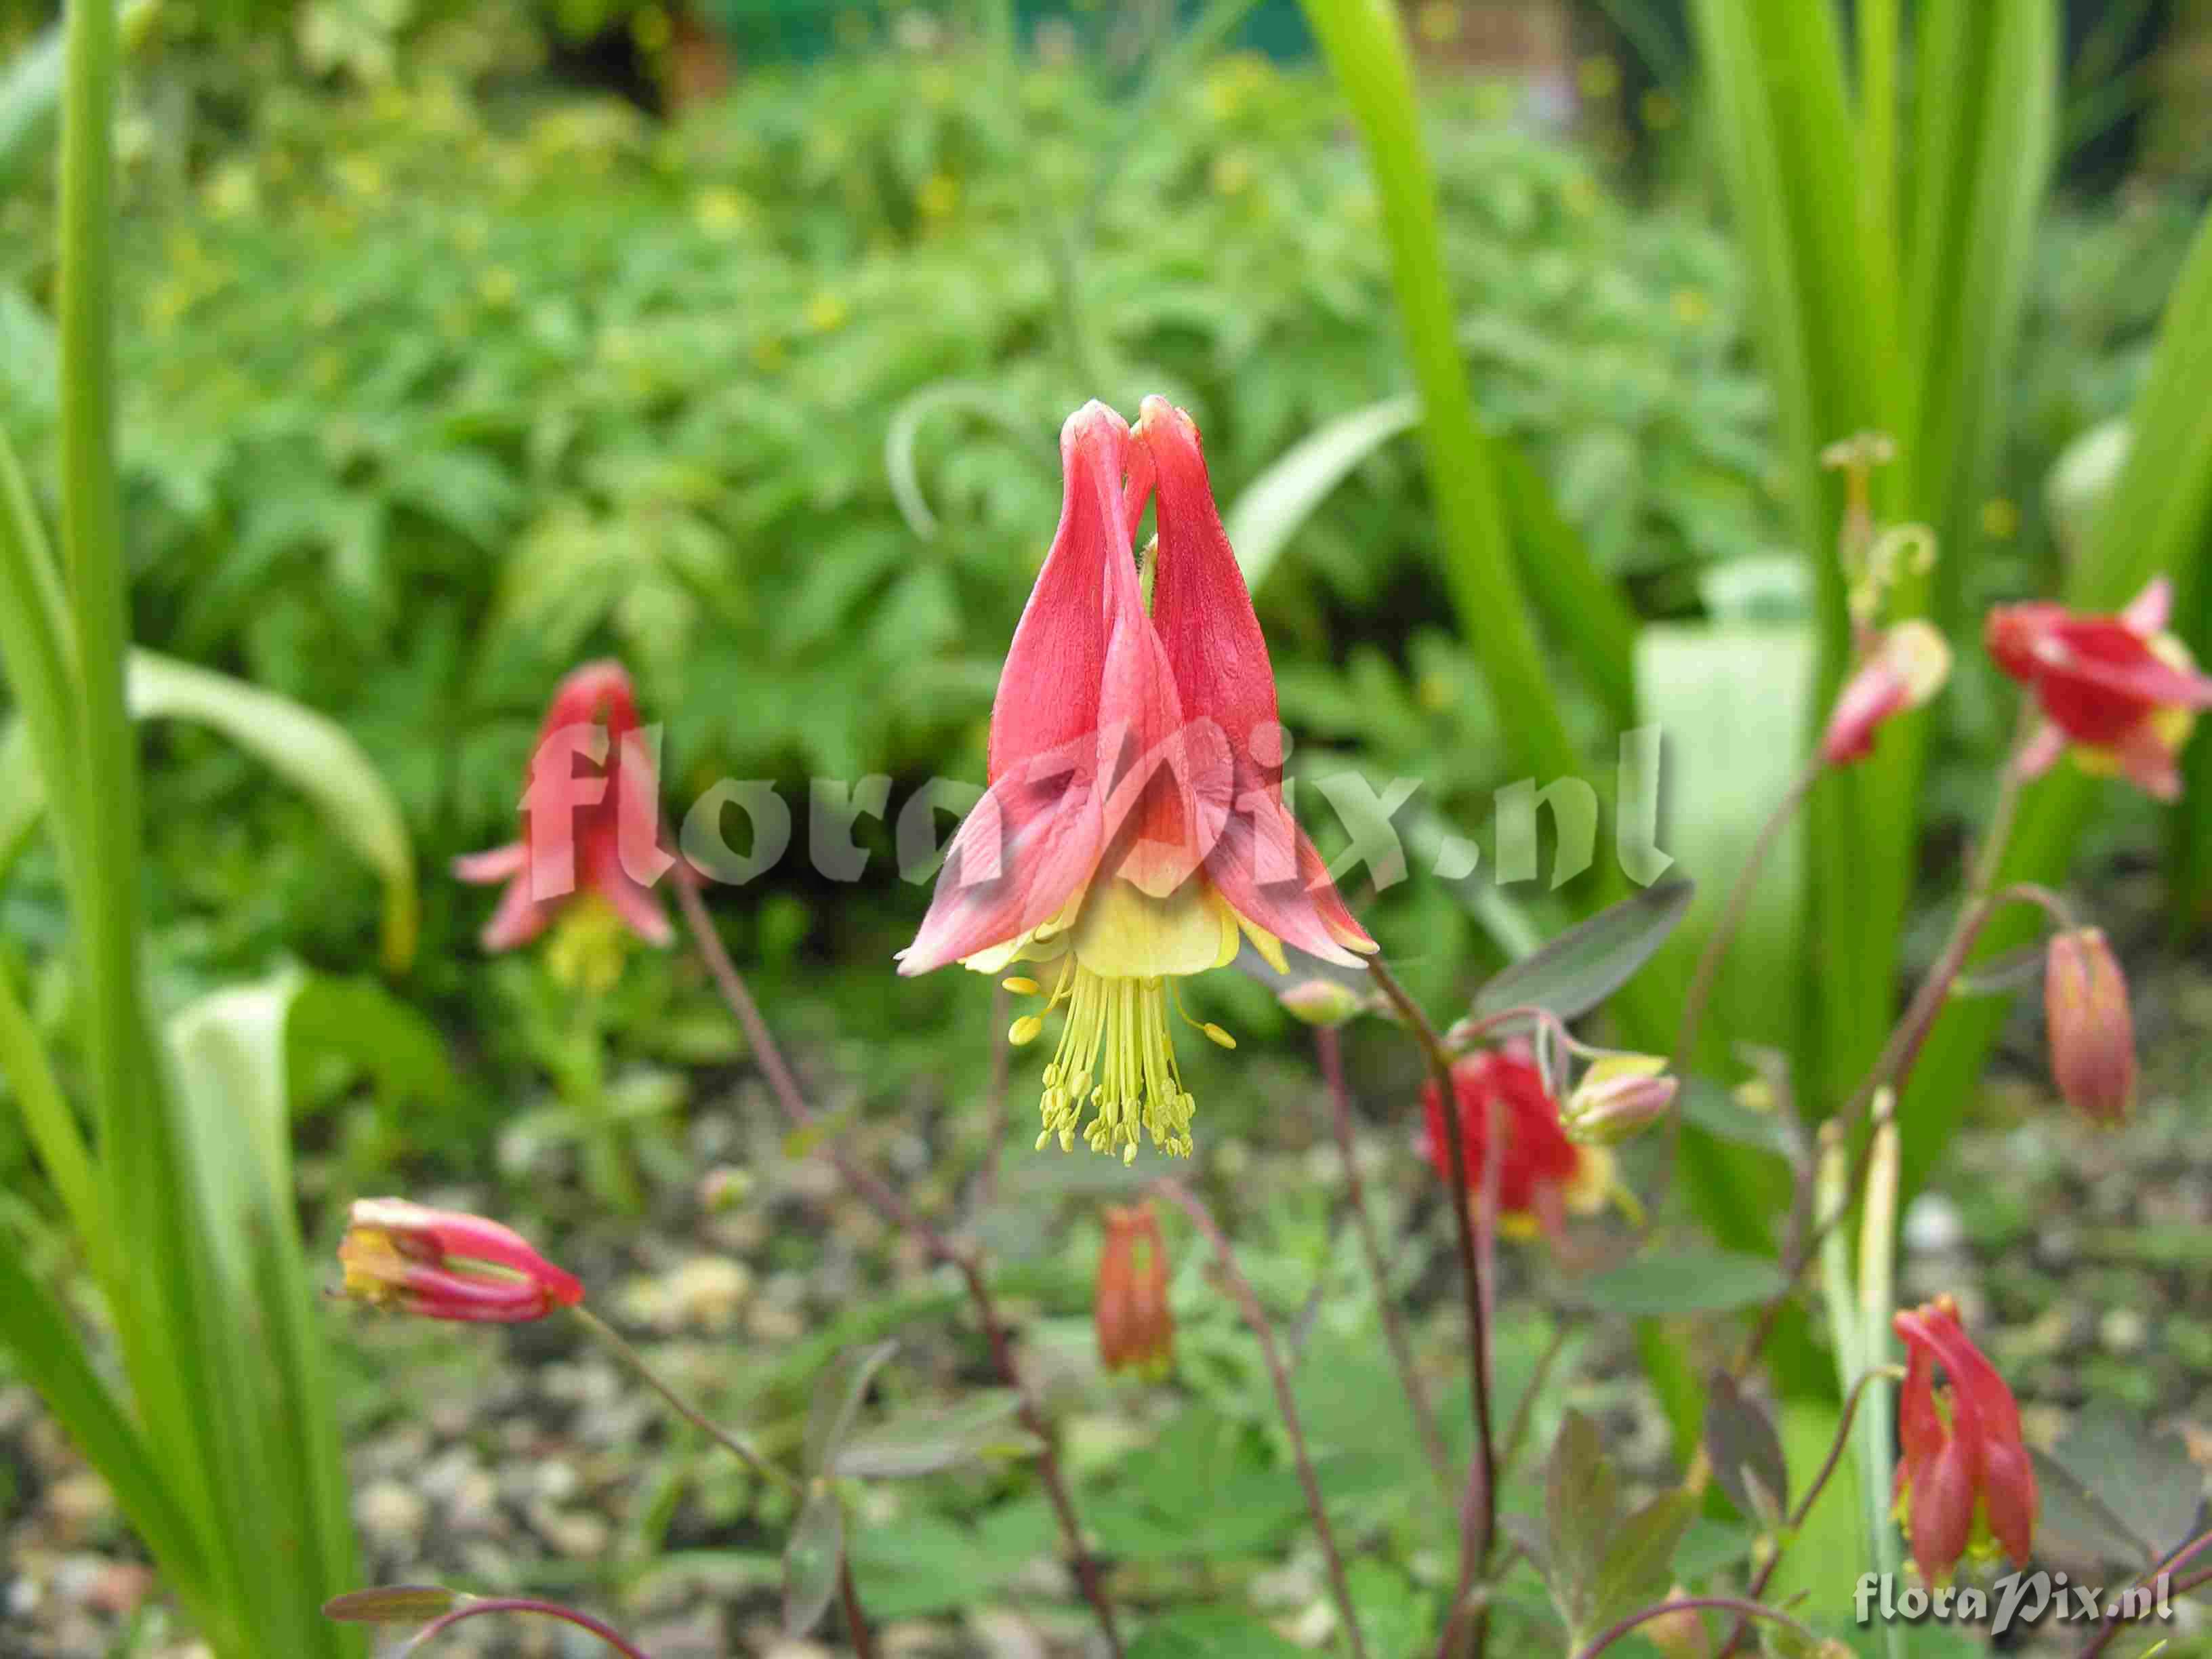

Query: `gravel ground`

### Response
(6, 943, 2211, 1658)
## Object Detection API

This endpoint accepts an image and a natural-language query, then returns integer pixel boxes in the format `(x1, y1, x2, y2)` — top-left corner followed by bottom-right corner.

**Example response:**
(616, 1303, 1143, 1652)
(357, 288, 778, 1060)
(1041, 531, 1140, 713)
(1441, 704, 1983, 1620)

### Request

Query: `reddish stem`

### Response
(1152, 1176, 1372, 1659)
(406, 1597, 652, 1657)
(674, 873, 1123, 1657)
(1315, 1023, 1449, 1481)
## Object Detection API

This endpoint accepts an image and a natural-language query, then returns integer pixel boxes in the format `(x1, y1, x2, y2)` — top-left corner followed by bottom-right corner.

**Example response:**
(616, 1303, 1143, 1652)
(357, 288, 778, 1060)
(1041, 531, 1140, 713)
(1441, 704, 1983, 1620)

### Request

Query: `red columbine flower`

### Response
(2044, 927, 2135, 1126)
(1892, 1294, 2036, 1584)
(1419, 1050, 1621, 1242)
(1986, 578, 2212, 800)
(338, 1199, 584, 1323)
(1822, 621, 1952, 765)
(897, 400, 1374, 1161)
(1094, 1202, 1174, 1377)
(454, 660, 672, 951)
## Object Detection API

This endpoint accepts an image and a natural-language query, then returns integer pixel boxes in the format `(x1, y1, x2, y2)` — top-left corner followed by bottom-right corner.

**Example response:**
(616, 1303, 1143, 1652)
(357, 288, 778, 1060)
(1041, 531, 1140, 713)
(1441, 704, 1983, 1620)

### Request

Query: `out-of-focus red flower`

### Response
(1986, 578, 2212, 800)
(1094, 1203, 1173, 1377)
(1822, 621, 1952, 764)
(338, 1199, 584, 1324)
(897, 400, 1374, 1161)
(454, 660, 672, 952)
(2043, 928, 2135, 1126)
(1892, 1294, 2036, 1584)
(1419, 1050, 1618, 1242)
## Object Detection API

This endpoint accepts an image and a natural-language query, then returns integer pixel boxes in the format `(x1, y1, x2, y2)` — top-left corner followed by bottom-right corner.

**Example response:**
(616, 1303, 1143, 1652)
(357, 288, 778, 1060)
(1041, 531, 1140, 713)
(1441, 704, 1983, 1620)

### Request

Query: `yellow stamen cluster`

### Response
(1010, 962, 1231, 1162)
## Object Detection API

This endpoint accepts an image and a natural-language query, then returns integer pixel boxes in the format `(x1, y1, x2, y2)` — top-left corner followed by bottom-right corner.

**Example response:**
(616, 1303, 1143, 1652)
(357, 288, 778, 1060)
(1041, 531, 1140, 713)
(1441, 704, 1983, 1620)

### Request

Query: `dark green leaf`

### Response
(1591, 1489, 1695, 1632)
(1466, 880, 1694, 1027)
(1126, 1609, 1308, 1658)
(1568, 1250, 1788, 1317)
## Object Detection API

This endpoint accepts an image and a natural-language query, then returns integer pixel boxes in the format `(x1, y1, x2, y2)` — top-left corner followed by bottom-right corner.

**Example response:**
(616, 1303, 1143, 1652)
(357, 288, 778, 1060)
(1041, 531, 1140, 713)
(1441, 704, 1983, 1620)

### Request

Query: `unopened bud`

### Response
(1562, 1054, 1676, 1145)
(1822, 621, 1951, 764)
(2044, 928, 2134, 1126)
(1277, 977, 1363, 1027)
(1094, 1203, 1174, 1378)
(338, 1199, 583, 1323)
(1642, 1587, 1711, 1659)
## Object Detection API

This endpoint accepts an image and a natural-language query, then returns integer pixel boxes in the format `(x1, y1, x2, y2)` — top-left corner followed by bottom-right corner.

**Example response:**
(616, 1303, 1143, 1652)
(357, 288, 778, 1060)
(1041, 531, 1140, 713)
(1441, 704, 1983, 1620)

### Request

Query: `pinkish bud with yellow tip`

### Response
(1562, 1054, 1676, 1146)
(338, 1199, 583, 1324)
(2043, 928, 2135, 1126)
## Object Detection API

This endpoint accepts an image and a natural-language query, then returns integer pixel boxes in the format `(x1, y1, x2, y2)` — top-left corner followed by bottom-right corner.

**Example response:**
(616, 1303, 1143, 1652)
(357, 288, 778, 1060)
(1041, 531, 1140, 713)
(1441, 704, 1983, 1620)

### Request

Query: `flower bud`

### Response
(1822, 620, 1951, 764)
(1642, 1588, 1711, 1659)
(1276, 977, 1365, 1027)
(339, 1199, 583, 1323)
(1094, 1203, 1173, 1378)
(1561, 1054, 1676, 1146)
(2043, 928, 2134, 1126)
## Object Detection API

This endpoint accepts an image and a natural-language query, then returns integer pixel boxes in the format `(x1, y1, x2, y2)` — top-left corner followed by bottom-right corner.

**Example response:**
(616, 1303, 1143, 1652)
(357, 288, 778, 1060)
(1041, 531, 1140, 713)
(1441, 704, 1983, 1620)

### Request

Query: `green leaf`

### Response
(126, 651, 418, 972)
(0, 1232, 209, 1607)
(830, 1389, 1038, 1480)
(884, 380, 1046, 540)
(803, 1339, 899, 1477)
(1465, 879, 1694, 1028)
(1570, 1250, 1789, 1317)
(286, 975, 457, 1115)
(1591, 1490, 1696, 1633)
(321, 1586, 464, 1626)
(781, 1483, 845, 1637)
(167, 972, 363, 1652)
(1539, 1408, 1614, 1635)
(1127, 1610, 1308, 1658)
(1223, 394, 1417, 592)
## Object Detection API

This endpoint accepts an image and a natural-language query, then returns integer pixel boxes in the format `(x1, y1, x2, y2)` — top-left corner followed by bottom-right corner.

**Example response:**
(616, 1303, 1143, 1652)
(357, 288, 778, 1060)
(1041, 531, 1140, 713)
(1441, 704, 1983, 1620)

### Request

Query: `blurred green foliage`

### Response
(2, 37, 1780, 996)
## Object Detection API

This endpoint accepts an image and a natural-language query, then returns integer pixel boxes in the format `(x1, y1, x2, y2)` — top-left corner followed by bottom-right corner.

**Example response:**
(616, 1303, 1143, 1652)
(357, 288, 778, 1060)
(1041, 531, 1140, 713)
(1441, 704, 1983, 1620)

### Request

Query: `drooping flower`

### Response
(897, 400, 1374, 1161)
(1094, 1202, 1174, 1377)
(338, 1198, 583, 1323)
(454, 659, 673, 952)
(2043, 927, 2135, 1126)
(1821, 620, 1952, 765)
(1986, 578, 2212, 800)
(1891, 1294, 2036, 1584)
(1419, 1050, 1622, 1242)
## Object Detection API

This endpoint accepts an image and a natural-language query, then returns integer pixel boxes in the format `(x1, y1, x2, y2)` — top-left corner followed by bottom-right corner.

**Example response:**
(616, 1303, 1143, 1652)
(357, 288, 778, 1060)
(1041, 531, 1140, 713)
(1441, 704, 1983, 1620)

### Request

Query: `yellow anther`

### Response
(1009, 1015, 1044, 1046)
(1002, 977, 1041, 996)
(1200, 1023, 1236, 1050)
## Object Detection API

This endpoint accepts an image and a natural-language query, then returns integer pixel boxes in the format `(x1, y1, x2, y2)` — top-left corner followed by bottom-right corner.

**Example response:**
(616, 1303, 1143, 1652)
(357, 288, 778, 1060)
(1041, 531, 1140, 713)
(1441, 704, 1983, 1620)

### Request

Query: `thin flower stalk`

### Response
(672, 870, 1124, 1656)
(403, 1597, 651, 1658)
(1151, 1178, 1371, 1659)
(1315, 1023, 1449, 1482)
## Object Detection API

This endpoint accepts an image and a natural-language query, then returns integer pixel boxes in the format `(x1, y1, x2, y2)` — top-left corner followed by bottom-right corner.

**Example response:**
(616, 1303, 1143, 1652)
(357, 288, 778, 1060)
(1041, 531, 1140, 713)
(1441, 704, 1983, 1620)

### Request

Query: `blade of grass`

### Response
(54, 0, 241, 1630)
(0, 1230, 210, 1614)
(0, 956, 115, 1292)
(1295, 0, 1580, 792)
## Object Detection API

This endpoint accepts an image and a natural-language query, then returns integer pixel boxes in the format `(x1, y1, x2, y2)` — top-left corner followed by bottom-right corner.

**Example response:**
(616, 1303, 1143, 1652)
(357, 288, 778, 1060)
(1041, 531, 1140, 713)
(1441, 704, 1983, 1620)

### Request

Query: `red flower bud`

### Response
(1822, 621, 1951, 765)
(339, 1200, 583, 1324)
(1420, 1050, 1623, 1243)
(1094, 1203, 1173, 1377)
(2043, 928, 2135, 1126)
(1892, 1295, 2036, 1584)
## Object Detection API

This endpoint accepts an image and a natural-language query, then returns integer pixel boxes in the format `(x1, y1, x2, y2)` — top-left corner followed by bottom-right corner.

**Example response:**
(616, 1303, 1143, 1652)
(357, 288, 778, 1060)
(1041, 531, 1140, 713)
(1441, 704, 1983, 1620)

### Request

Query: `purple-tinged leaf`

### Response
(1704, 1371, 1789, 1526)
(322, 1585, 464, 1625)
